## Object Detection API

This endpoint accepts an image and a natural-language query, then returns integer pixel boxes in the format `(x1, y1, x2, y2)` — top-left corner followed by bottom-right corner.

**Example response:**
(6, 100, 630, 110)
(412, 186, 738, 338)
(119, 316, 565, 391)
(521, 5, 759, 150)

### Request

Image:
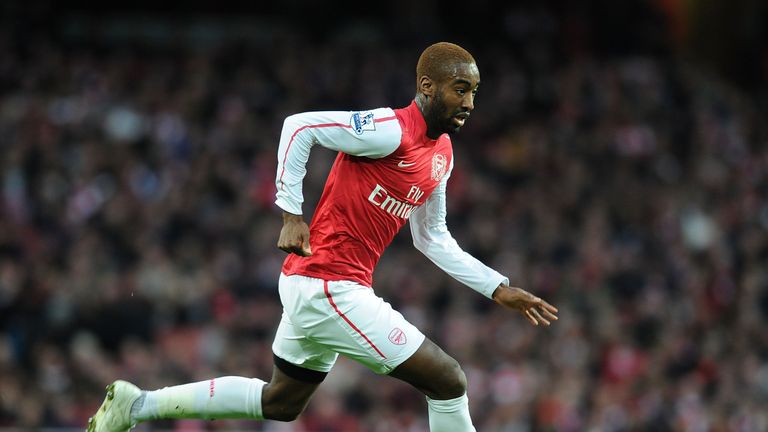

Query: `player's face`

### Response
(427, 62, 480, 135)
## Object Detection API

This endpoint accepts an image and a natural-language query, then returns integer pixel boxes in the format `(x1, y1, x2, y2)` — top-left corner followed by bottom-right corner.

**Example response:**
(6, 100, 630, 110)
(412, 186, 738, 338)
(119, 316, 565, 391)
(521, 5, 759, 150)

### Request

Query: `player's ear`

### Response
(419, 76, 434, 98)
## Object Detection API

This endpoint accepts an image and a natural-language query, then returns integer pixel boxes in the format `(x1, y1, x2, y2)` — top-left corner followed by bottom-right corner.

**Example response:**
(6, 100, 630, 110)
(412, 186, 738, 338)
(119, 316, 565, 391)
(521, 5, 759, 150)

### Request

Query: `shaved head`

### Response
(416, 42, 476, 87)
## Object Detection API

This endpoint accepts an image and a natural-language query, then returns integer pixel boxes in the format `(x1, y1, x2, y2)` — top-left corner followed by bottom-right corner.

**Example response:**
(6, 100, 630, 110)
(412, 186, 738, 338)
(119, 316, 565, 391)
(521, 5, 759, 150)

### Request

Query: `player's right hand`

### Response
(278, 212, 313, 257)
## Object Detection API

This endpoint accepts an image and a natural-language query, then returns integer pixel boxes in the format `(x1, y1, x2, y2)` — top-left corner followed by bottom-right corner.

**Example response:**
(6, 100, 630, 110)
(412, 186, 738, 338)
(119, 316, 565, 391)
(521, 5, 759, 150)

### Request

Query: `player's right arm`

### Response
(275, 109, 402, 256)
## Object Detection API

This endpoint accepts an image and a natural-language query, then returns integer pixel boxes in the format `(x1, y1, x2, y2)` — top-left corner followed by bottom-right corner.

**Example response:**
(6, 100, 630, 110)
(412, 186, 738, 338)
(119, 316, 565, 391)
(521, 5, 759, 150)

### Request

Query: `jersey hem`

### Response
(281, 268, 373, 288)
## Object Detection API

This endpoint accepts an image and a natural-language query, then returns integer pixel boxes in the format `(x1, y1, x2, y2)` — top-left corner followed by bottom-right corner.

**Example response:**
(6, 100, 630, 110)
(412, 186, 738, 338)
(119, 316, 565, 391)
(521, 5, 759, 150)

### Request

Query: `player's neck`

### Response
(414, 94, 440, 140)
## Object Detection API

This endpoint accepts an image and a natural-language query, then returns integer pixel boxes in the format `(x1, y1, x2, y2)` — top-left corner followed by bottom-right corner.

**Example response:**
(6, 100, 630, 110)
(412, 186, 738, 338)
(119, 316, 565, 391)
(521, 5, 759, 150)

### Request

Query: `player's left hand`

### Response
(492, 284, 558, 326)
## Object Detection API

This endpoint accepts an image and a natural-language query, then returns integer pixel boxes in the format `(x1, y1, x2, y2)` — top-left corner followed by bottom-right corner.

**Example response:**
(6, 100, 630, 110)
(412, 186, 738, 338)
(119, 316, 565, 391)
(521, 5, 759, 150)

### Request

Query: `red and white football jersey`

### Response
(275, 101, 507, 297)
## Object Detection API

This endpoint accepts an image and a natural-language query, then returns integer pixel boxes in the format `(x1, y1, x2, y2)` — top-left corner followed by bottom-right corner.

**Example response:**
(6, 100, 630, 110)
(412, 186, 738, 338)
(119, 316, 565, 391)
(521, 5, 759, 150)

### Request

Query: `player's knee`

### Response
(436, 358, 467, 398)
(262, 398, 305, 422)
(261, 384, 307, 422)
(265, 406, 303, 422)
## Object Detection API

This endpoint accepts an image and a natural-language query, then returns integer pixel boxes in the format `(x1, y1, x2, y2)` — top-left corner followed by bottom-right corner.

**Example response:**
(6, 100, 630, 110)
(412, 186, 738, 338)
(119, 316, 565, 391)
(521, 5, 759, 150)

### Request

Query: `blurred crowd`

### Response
(1, 4, 768, 432)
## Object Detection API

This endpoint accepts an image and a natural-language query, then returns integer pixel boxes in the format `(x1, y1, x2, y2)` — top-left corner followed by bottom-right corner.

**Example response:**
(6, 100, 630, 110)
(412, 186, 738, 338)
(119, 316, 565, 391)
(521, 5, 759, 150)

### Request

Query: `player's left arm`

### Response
(409, 161, 558, 326)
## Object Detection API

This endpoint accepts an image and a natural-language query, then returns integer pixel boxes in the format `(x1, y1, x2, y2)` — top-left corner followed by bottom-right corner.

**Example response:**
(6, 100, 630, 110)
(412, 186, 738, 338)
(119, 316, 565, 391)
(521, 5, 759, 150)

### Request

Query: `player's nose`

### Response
(461, 94, 474, 111)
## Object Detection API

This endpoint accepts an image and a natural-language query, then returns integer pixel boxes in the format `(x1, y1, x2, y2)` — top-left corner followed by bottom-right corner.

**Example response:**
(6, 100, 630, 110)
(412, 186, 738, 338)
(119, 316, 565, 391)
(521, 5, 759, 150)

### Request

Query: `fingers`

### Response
(281, 245, 312, 257)
(279, 247, 310, 257)
(277, 241, 313, 257)
(506, 287, 560, 327)
(530, 308, 550, 326)
(531, 297, 558, 324)
(301, 239, 312, 256)
(277, 226, 313, 256)
(524, 309, 538, 326)
(525, 299, 558, 326)
(541, 307, 558, 322)
(540, 299, 559, 315)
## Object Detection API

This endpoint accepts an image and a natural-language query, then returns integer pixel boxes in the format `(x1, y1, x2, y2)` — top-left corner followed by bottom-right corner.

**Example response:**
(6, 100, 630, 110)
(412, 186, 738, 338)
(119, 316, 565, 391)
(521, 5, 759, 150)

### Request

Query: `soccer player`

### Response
(88, 42, 558, 432)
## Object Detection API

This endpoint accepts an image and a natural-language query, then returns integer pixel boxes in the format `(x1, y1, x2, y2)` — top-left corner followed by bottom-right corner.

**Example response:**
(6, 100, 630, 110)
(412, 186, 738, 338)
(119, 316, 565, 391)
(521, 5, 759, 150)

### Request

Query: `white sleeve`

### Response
(409, 160, 509, 299)
(275, 108, 401, 215)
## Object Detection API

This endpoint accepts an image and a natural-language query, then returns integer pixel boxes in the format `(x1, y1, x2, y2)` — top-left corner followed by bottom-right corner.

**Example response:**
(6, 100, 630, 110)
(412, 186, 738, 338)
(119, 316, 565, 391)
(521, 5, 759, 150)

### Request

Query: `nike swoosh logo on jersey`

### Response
(398, 161, 416, 168)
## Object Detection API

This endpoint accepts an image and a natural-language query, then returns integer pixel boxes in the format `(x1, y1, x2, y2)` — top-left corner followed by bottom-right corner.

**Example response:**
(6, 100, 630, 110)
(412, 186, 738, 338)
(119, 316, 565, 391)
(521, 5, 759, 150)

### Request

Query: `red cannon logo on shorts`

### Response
(388, 328, 407, 345)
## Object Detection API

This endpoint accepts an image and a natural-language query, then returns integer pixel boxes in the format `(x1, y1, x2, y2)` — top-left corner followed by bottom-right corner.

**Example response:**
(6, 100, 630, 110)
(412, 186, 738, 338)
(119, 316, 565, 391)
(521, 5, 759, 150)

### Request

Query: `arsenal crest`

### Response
(388, 328, 407, 345)
(431, 153, 447, 182)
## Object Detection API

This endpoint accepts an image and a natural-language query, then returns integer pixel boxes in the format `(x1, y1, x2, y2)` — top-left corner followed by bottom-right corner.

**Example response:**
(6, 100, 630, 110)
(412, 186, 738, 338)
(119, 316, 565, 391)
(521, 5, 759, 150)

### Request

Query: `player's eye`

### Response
(456, 88, 466, 96)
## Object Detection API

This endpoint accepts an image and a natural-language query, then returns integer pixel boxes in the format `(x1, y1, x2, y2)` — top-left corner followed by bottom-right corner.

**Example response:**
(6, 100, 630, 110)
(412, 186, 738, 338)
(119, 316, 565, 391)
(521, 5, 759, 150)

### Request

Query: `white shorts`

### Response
(272, 273, 426, 375)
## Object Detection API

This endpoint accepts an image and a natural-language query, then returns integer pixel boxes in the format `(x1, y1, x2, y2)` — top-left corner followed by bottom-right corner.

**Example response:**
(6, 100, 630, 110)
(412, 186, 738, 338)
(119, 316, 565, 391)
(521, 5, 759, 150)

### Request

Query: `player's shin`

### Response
(132, 376, 265, 422)
(426, 393, 476, 432)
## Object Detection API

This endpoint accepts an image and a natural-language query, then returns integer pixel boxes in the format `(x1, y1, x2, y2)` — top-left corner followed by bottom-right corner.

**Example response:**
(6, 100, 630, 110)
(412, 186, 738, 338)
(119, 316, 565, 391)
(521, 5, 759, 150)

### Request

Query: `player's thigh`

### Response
(308, 279, 426, 375)
(388, 337, 467, 400)
(274, 273, 340, 373)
